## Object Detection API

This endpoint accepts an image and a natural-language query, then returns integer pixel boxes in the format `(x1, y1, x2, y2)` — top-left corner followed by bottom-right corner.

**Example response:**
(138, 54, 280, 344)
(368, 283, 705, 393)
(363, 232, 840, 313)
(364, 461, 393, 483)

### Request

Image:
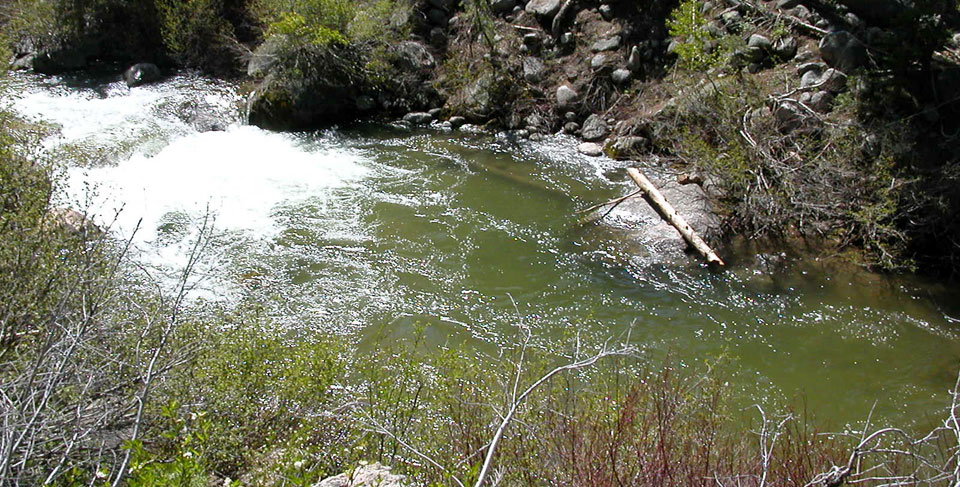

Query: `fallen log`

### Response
(626, 167, 725, 267)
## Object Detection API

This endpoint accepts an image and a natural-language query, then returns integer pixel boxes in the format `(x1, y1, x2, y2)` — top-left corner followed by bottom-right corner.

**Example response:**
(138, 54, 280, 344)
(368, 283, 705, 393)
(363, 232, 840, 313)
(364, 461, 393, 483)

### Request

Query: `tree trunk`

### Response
(626, 167, 725, 267)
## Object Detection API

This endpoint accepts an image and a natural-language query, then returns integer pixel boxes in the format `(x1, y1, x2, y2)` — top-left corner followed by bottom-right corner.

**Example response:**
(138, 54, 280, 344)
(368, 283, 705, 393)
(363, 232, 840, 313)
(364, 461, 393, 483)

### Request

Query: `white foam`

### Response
(12, 84, 173, 144)
(68, 125, 370, 240)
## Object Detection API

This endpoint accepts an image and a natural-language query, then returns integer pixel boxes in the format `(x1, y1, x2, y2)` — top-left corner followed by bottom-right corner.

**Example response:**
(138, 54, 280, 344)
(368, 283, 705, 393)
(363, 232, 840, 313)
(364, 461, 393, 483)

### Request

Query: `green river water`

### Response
(5, 71, 960, 430)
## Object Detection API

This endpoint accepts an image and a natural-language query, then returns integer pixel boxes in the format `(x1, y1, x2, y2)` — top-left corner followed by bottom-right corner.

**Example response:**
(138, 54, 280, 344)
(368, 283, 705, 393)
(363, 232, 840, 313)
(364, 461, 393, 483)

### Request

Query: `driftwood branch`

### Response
(625, 167, 725, 267)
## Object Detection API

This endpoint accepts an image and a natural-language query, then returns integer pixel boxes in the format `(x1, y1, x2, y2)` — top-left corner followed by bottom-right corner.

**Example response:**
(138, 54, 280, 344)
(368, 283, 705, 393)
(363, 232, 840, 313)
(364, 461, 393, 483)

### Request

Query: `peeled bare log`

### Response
(626, 167, 725, 267)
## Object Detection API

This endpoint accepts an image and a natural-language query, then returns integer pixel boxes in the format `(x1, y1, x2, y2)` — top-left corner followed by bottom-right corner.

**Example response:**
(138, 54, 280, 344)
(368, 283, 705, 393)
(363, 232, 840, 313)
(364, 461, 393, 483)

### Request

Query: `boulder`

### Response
(31, 47, 90, 74)
(591, 36, 622, 52)
(315, 463, 405, 487)
(611, 68, 632, 84)
(403, 112, 433, 124)
(818, 68, 847, 92)
(563, 121, 580, 133)
(522, 56, 546, 83)
(556, 85, 579, 112)
(772, 37, 798, 60)
(797, 61, 826, 76)
(612, 170, 722, 258)
(490, 0, 516, 13)
(123, 63, 162, 88)
(819, 31, 867, 73)
(525, 0, 562, 18)
(447, 73, 499, 121)
(578, 142, 604, 157)
(808, 90, 834, 112)
(604, 136, 649, 160)
(394, 41, 435, 71)
(581, 114, 610, 141)
(448, 116, 467, 128)
(747, 34, 772, 51)
(10, 54, 35, 71)
(773, 101, 805, 133)
(248, 65, 361, 131)
(590, 53, 611, 70)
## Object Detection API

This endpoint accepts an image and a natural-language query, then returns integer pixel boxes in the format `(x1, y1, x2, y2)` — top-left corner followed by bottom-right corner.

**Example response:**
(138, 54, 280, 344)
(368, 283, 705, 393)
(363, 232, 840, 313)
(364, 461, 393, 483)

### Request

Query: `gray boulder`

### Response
(747, 34, 772, 50)
(581, 114, 610, 141)
(611, 68, 632, 84)
(525, 0, 562, 18)
(578, 142, 604, 157)
(591, 36, 622, 52)
(819, 31, 867, 73)
(315, 463, 405, 487)
(590, 53, 611, 70)
(522, 56, 545, 83)
(248, 62, 361, 131)
(447, 73, 499, 121)
(403, 112, 433, 124)
(605, 136, 649, 160)
(124, 63, 162, 87)
(556, 85, 579, 112)
(772, 37, 798, 60)
(448, 116, 467, 128)
(818, 68, 847, 92)
(394, 41, 435, 71)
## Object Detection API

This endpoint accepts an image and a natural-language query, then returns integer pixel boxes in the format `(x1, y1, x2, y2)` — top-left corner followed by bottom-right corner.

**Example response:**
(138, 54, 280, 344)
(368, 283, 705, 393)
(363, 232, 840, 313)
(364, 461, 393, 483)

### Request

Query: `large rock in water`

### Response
(248, 70, 361, 130)
(608, 168, 721, 263)
(446, 73, 499, 121)
(123, 63, 162, 87)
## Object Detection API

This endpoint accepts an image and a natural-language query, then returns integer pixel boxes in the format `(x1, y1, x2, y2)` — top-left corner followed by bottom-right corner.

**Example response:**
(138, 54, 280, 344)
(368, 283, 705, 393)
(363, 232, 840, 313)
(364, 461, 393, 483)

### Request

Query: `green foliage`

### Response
(155, 0, 236, 68)
(0, 109, 67, 355)
(666, 0, 721, 71)
(252, 0, 400, 48)
(158, 316, 347, 477)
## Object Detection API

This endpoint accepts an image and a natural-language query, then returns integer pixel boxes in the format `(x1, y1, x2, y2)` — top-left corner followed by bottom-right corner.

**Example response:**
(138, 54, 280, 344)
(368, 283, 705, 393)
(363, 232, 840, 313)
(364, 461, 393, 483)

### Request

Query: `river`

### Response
(4, 70, 960, 429)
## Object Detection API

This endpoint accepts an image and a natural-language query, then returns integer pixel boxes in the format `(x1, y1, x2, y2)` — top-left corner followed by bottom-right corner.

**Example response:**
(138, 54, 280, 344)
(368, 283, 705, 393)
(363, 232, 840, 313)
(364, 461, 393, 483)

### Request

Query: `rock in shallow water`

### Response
(123, 63, 162, 88)
(578, 142, 604, 157)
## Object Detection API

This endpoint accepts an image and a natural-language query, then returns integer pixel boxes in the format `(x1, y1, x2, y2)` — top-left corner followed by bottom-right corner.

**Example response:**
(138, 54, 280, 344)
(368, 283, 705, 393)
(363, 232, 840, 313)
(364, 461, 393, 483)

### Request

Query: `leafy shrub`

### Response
(666, 0, 721, 71)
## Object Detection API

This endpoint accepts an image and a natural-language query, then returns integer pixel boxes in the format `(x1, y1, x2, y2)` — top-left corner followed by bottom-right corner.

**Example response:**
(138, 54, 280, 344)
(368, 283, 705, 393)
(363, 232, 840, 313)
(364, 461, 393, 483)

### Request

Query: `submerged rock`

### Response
(123, 63, 162, 88)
